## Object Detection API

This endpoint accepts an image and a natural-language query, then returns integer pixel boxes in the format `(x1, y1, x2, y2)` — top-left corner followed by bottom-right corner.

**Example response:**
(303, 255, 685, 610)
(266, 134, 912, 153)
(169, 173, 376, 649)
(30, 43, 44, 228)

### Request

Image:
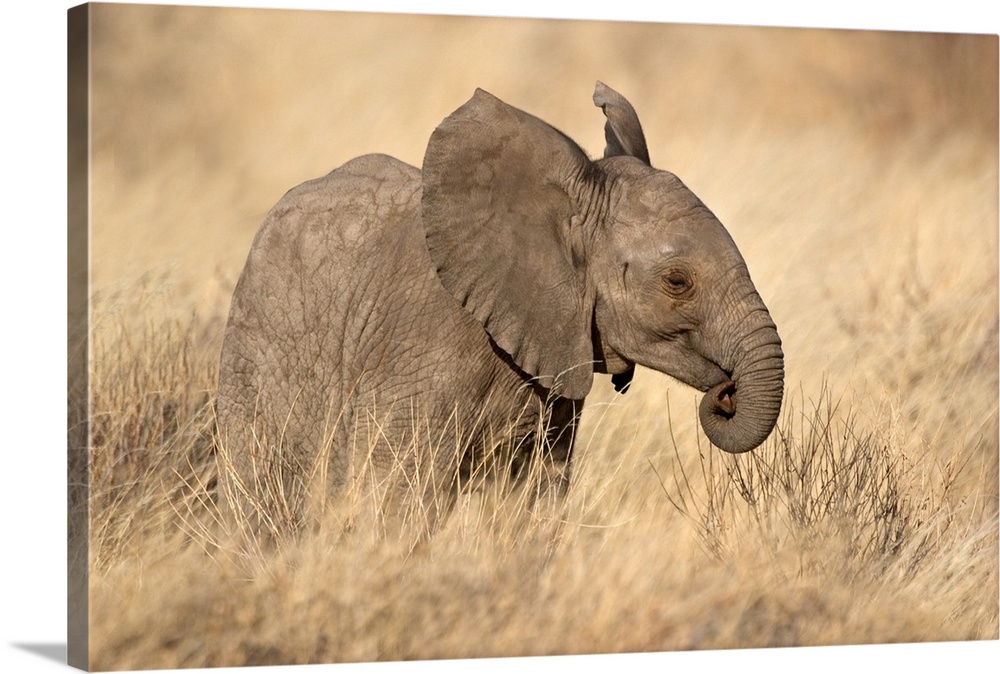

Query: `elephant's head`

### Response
(422, 82, 783, 454)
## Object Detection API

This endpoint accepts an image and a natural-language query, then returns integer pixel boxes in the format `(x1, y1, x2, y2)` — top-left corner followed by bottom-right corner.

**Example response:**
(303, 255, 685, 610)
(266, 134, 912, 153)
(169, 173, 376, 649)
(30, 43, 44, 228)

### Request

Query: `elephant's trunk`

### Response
(698, 311, 784, 454)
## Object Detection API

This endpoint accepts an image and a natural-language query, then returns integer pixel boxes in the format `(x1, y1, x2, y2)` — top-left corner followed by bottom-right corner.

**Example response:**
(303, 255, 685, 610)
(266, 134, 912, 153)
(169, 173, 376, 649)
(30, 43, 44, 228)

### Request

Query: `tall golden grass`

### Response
(76, 5, 998, 670)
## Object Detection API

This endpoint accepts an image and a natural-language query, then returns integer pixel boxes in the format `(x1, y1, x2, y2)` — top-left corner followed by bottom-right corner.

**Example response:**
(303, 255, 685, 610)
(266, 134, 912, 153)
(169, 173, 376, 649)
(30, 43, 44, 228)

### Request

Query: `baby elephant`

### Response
(216, 82, 783, 537)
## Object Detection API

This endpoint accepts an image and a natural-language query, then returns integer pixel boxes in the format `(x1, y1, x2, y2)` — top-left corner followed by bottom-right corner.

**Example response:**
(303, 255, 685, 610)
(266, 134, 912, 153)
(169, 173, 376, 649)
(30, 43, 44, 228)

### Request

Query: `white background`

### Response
(2, 1, 998, 673)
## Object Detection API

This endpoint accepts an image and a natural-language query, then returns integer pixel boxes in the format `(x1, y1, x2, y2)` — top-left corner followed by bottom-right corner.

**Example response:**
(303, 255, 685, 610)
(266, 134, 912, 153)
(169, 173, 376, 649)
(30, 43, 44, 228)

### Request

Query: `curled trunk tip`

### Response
(698, 364, 783, 454)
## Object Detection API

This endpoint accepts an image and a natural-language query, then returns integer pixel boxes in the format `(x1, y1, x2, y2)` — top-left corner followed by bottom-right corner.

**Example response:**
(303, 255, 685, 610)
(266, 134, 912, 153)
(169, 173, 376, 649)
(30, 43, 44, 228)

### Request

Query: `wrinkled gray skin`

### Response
(216, 82, 783, 535)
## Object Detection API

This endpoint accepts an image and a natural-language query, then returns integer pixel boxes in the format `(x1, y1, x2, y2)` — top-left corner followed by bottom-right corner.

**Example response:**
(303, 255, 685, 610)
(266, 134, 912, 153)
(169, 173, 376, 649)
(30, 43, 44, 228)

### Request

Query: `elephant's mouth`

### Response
(687, 359, 731, 396)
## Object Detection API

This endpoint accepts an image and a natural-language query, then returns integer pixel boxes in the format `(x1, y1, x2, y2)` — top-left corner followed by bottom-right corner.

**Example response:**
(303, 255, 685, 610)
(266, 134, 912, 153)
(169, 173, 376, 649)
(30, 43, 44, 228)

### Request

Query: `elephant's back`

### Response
(253, 154, 423, 263)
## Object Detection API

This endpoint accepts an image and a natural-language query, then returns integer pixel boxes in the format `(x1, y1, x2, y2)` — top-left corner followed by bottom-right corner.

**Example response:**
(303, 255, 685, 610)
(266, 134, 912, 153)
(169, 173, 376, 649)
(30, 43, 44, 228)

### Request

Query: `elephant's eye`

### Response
(662, 270, 694, 298)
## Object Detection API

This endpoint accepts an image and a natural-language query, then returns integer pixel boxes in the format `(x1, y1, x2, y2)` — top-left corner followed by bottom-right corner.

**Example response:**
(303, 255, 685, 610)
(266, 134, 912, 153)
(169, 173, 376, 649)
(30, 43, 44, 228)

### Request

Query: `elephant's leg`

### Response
(219, 437, 312, 543)
(510, 396, 583, 507)
(406, 471, 460, 542)
(541, 396, 584, 496)
(346, 401, 466, 542)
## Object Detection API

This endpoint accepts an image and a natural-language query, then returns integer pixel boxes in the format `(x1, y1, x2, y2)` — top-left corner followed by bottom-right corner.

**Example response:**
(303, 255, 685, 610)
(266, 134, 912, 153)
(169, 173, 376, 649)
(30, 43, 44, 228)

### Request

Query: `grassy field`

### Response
(75, 5, 998, 670)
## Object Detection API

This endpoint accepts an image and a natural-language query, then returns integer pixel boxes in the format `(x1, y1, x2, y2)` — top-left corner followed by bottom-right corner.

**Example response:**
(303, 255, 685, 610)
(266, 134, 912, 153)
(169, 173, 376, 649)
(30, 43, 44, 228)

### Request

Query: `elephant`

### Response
(215, 82, 784, 539)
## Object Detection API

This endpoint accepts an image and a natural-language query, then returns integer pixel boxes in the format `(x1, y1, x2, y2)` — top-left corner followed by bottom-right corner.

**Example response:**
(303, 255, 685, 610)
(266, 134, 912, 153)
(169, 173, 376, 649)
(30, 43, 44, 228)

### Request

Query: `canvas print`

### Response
(68, 2, 999, 670)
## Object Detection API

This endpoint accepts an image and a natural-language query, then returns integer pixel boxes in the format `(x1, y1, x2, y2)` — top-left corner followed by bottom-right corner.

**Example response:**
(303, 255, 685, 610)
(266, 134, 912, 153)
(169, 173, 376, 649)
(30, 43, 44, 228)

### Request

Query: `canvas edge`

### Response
(67, 3, 91, 671)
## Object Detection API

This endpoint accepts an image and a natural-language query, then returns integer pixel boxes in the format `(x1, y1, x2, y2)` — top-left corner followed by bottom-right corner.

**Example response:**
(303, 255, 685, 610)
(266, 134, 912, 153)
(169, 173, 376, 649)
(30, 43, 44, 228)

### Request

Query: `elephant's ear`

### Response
(422, 89, 594, 399)
(593, 81, 650, 164)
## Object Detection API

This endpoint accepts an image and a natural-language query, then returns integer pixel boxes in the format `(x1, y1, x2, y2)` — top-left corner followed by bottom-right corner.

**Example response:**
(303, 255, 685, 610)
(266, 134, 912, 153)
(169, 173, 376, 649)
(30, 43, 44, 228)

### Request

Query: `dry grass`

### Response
(76, 5, 998, 671)
(84, 300, 997, 668)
